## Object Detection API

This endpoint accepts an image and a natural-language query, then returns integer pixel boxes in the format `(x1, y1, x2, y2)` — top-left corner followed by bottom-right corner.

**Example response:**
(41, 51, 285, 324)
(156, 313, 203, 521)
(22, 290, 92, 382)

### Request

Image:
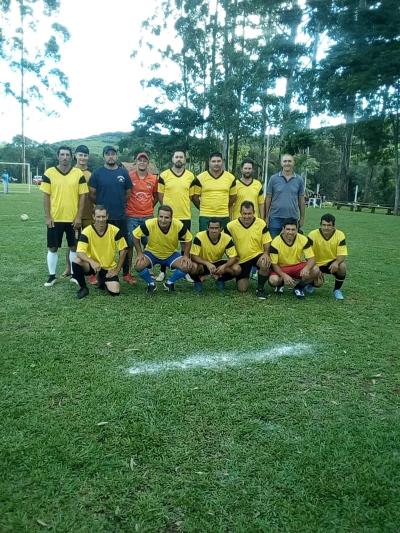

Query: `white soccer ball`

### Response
(20, 213, 29, 221)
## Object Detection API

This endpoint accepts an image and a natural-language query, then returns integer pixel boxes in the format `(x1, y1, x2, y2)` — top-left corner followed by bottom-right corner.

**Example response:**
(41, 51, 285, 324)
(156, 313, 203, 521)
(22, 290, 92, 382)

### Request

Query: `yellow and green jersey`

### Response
(77, 223, 127, 270)
(133, 217, 192, 259)
(232, 179, 265, 219)
(191, 230, 237, 263)
(158, 168, 196, 220)
(270, 234, 314, 267)
(225, 217, 271, 263)
(193, 170, 237, 216)
(308, 228, 348, 266)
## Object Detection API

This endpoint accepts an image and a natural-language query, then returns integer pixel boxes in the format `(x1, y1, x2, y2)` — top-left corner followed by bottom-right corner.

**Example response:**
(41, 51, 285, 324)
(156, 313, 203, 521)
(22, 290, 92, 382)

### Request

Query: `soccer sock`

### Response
(257, 274, 268, 290)
(168, 268, 186, 284)
(122, 254, 129, 276)
(73, 263, 87, 289)
(139, 268, 154, 285)
(69, 251, 77, 274)
(334, 274, 345, 290)
(160, 264, 167, 274)
(47, 251, 58, 275)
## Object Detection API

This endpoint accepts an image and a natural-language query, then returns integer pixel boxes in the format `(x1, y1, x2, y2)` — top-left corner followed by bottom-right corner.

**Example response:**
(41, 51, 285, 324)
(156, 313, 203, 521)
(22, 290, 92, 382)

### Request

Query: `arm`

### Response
(180, 240, 192, 270)
(272, 263, 296, 286)
(259, 201, 266, 220)
(106, 248, 128, 277)
(43, 193, 54, 228)
(77, 251, 101, 272)
(89, 186, 96, 204)
(298, 196, 305, 227)
(125, 188, 131, 207)
(259, 242, 271, 268)
(215, 256, 239, 275)
(191, 254, 217, 274)
(264, 195, 272, 221)
(157, 192, 164, 205)
(228, 194, 237, 216)
(191, 194, 200, 209)
(73, 193, 86, 229)
(300, 256, 316, 277)
(329, 255, 346, 273)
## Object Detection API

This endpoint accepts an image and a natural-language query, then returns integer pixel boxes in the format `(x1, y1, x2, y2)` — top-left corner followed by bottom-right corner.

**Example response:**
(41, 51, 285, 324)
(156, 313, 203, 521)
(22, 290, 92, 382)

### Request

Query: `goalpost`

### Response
(0, 161, 32, 193)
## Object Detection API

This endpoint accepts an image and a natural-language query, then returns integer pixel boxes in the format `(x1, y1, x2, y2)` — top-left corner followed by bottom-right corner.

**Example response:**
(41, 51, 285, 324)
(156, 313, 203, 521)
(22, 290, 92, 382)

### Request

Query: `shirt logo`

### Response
(117, 175, 125, 183)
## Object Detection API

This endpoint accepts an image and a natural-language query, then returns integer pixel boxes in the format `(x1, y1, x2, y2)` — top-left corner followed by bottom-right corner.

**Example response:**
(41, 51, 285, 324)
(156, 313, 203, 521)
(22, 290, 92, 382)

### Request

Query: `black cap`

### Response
(103, 145, 118, 155)
(75, 144, 89, 155)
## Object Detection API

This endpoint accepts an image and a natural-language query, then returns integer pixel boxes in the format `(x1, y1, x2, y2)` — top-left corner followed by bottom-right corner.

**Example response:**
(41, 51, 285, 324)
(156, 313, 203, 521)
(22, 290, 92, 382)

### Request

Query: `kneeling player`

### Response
(73, 205, 128, 299)
(190, 219, 241, 292)
(133, 205, 192, 293)
(225, 201, 272, 299)
(269, 218, 319, 299)
(307, 213, 348, 300)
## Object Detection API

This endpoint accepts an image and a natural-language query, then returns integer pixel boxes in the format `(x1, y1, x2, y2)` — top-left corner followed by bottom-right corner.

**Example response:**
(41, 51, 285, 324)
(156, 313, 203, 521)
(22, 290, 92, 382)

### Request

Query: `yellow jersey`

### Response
(133, 217, 192, 259)
(308, 229, 348, 266)
(77, 223, 127, 270)
(158, 168, 196, 220)
(225, 218, 271, 263)
(194, 170, 237, 216)
(191, 230, 237, 263)
(270, 234, 314, 267)
(232, 179, 265, 219)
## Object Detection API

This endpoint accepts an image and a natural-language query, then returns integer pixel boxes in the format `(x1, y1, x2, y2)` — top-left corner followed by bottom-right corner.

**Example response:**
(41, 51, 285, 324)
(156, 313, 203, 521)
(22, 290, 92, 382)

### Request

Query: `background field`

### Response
(1, 190, 399, 532)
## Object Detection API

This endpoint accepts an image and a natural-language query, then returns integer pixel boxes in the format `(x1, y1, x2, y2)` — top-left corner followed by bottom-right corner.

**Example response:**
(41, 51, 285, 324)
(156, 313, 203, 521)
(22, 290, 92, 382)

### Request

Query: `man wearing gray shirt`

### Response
(265, 153, 305, 237)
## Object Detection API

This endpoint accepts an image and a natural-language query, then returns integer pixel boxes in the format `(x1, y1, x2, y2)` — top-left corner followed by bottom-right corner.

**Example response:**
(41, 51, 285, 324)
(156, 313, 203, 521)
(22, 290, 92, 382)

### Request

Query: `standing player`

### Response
(40, 146, 88, 287)
(133, 205, 192, 294)
(192, 151, 237, 231)
(307, 213, 348, 300)
(73, 205, 128, 299)
(231, 158, 265, 220)
(268, 218, 319, 299)
(225, 201, 272, 299)
(89, 146, 134, 285)
(190, 219, 240, 293)
(125, 152, 158, 279)
(156, 149, 196, 282)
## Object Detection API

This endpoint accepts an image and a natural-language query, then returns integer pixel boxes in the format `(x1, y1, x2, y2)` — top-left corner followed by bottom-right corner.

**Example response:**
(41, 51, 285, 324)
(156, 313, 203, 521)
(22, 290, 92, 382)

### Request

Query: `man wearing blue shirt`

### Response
(265, 154, 305, 238)
(89, 146, 134, 284)
(2, 171, 9, 194)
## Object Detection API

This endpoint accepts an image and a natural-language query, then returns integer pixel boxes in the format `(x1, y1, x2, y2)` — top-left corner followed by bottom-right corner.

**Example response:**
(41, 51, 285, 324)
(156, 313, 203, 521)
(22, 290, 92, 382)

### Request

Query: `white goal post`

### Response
(0, 161, 32, 192)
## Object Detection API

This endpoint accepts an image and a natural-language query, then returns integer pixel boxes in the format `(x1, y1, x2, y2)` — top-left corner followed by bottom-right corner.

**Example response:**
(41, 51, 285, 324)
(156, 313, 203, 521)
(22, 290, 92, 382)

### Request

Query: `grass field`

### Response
(1, 189, 400, 532)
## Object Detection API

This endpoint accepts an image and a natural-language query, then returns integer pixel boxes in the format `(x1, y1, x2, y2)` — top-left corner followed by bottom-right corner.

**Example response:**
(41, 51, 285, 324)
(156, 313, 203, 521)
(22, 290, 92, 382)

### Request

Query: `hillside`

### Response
(57, 131, 129, 154)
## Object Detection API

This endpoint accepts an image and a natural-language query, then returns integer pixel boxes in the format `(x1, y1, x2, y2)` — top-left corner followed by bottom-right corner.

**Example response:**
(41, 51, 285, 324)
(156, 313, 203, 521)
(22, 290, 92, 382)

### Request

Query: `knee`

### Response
(231, 264, 241, 276)
(268, 274, 280, 286)
(338, 263, 347, 276)
(48, 247, 58, 253)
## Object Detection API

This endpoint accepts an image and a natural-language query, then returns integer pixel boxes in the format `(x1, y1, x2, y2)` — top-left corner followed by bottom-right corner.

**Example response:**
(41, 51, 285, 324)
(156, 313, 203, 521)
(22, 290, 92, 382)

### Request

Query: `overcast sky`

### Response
(0, 0, 165, 144)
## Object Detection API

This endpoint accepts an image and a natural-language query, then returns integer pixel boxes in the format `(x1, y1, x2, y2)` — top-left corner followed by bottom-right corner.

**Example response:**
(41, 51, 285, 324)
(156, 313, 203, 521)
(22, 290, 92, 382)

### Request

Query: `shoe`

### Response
(333, 289, 344, 300)
(293, 288, 305, 299)
(77, 286, 89, 299)
(185, 273, 194, 283)
(146, 283, 156, 295)
(88, 274, 97, 285)
(274, 286, 284, 294)
(70, 276, 79, 286)
(215, 280, 225, 292)
(44, 275, 56, 287)
(155, 271, 166, 282)
(304, 283, 315, 295)
(193, 282, 203, 293)
(255, 288, 267, 300)
(123, 273, 137, 286)
(163, 282, 175, 292)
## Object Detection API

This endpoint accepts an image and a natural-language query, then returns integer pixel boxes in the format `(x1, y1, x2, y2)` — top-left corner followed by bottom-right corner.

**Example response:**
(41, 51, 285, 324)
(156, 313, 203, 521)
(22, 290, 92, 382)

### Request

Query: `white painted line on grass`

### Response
(127, 343, 311, 376)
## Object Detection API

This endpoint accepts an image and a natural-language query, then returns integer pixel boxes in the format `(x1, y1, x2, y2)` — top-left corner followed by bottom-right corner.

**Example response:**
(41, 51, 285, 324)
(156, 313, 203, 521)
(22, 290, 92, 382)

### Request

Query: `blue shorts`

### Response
(144, 251, 181, 268)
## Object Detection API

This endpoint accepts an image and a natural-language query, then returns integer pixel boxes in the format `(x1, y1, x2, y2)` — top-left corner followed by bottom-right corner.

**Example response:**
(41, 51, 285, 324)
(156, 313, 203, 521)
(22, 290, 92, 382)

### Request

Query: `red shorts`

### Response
(280, 262, 307, 279)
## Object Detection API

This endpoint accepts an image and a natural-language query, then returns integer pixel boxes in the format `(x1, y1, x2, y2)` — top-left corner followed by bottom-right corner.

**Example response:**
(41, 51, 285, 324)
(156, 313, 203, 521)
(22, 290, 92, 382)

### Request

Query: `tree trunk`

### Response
(363, 164, 375, 203)
(393, 112, 400, 214)
(338, 98, 356, 201)
(305, 25, 320, 130)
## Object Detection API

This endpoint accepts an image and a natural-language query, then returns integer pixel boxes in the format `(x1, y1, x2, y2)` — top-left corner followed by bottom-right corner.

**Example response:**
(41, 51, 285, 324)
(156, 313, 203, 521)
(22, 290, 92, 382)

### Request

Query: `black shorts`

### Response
(87, 266, 119, 284)
(201, 259, 226, 276)
(109, 219, 128, 241)
(47, 222, 76, 248)
(319, 260, 335, 274)
(236, 254, 264, 280)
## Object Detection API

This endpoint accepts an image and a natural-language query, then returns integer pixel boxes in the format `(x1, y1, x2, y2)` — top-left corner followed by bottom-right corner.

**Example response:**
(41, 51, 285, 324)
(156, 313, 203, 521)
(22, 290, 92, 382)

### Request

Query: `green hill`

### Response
(57, 131, 129, 154)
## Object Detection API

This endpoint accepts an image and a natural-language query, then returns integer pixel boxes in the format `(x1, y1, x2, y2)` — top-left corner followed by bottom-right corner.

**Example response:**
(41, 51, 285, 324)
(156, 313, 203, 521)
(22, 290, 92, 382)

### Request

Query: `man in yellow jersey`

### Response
(192, 151, 237, 231)
(269, 218, 319, 299)
(225, 201, 272, 299)
(133, 205, 192, 294)
(156, 149, 196, 282)
(307, 213, 348, 300)
(190, 218, 240, 293)
(40, 146, 88, 287)
(231, 158, 265, 220)
(72, 205, 128, 299)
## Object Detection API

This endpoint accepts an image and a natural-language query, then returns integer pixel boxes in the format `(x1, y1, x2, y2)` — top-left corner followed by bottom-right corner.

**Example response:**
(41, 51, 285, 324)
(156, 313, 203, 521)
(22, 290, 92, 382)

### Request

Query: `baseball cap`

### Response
(136, 152, 149, 161)
(75, 144, 89, 154)
(103, 145, 118, 155)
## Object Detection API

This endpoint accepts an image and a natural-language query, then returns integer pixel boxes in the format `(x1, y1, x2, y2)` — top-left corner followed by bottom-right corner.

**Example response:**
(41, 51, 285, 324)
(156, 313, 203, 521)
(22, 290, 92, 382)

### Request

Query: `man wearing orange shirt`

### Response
(126, 152, 158, 278)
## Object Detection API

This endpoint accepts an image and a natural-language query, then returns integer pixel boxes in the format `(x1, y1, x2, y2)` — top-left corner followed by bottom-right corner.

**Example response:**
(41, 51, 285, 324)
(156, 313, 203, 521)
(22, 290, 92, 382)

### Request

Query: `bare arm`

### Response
(264, 195, 272, 221)
(191, 253, 216, 273)
(77, 251, 101, 271)
(73, 194, 86, 229)
(259, 201, 266, 220)
(158, 192, 164, 205)
(43, 193, 54, 227)
(191, 194, 200, 209)
(125, 189, 131, 207)
(89, 186, 96, 204)
(107, 248, 128, 277)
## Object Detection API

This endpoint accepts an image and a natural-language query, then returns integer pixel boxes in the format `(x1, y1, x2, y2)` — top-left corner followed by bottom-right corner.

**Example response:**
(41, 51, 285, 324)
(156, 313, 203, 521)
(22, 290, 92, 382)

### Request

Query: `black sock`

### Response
(73, 263, 87, 289)
(161, 265, 167, 273)
(122, 254, 129, 276)
(257, 274, 268, 290)
(334, 275, 345, 290)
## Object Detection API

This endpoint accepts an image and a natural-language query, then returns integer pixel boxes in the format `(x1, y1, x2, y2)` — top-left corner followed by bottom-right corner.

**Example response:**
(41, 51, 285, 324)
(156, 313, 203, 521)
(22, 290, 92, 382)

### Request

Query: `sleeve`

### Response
(115, 229, 128, 251)
(133, 221, 149, 240)
(178, 223, 192, 242)
(269, 244, 279, 264)
(40, 173, 51, 194)
(158, 175, 165, 193)
(262, 226, 272, 245)
(257, 183, 265, 204)
(224, 226, 232, 237)
(191, 235, 202, 256)
(189, 177, 197, 196)
(303, 237, 315, 259)
(193, 177, 202, 195)
(78, 175, 89, 195)
(76, 232, 89, 253)
(338, 232, 348, 256)
(307, 232, 314, 245)
(225, 239, 238, 258)
(229, 177, 237, 195)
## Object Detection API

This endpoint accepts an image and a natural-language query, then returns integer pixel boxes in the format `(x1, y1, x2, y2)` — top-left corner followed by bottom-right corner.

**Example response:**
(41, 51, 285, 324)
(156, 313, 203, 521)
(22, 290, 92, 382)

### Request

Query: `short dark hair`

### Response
(282, 217, 298, 228)
(173, 149, 186, 157)
(241, 158, 254, 168)
(57, 145, 72, 157)
(94, 204, 108, 214)
(321, 213, 336, 225)
(240, 200, 255, 212)
(209, 151, 223, 160)
(158, 204, 173, 216)
(208, 218, 222, 227)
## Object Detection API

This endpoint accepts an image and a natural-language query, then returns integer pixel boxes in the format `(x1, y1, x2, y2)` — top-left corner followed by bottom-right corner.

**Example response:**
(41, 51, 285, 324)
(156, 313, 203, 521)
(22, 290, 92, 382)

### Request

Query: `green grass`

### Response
(1, 191, 400, 532)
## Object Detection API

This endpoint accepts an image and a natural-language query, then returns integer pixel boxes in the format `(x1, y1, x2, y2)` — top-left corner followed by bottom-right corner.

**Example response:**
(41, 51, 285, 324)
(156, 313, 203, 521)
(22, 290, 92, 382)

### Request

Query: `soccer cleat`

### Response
(146, 283, 157, 295)
(44, 275, 56, 287)
(163, 282, 175, 292)
(88, 274, 98, 285)
(255, 288, 268, 300)
(333, 289, 344, 300)
(70, 276, 79, 286)
(123, 273, 137, 286)
(293, 288, 305, 299)
(274, 285, 284, 294)
(304, 283, 315, 295)
(77, 286, 89, 299)
(155, 271, 166, 282)
(185, 273, 194, 283)
(193, 281, 203, 293)
(215, 280, 225, 292)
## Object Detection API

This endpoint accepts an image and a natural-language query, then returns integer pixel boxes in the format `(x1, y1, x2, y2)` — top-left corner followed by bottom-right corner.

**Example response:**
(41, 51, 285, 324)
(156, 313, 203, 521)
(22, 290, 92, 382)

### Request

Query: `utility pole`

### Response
(20, 0, 26, 184)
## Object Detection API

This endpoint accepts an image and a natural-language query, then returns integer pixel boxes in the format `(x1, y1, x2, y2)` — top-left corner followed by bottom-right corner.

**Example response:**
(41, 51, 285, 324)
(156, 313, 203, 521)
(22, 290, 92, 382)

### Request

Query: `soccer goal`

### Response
(0, 161, 32, 193)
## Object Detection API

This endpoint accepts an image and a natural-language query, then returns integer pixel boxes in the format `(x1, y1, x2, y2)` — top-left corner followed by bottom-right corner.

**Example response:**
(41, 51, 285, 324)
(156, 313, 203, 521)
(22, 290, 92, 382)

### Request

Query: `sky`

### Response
(0, 0, 165, 144)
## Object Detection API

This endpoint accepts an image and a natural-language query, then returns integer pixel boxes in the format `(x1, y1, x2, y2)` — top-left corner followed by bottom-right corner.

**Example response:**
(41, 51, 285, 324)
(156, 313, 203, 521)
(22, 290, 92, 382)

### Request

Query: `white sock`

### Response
(69, 251, 77, 274)
(47, 251, 58, 275)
